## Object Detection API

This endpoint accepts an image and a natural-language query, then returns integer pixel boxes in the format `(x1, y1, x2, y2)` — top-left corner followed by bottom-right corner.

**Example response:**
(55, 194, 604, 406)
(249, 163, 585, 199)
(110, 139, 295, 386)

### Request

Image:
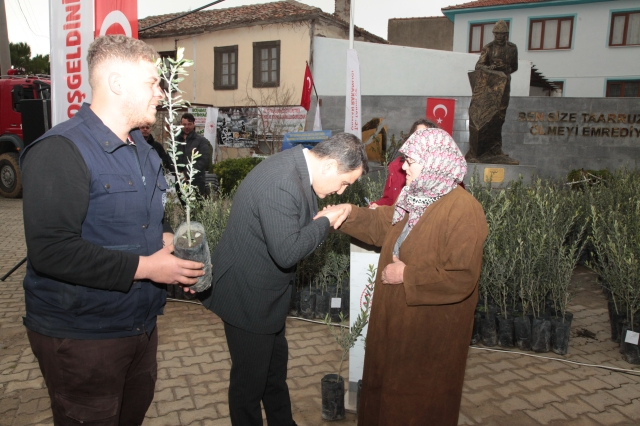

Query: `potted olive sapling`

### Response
(321, 264, 375, 421)
(159, 48, 211, 293)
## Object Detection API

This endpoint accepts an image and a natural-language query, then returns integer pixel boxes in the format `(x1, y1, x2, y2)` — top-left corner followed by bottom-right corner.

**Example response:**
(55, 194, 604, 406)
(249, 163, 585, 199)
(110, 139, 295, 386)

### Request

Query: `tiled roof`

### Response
(389, 16, 450, 21)
(138, 0, 387, 43)
(443, 0, 548, 11)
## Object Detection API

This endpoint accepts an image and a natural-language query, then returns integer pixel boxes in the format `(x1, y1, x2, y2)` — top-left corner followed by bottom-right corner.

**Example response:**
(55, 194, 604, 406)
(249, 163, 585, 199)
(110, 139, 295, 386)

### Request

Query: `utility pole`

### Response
(0, 0, 11, 76)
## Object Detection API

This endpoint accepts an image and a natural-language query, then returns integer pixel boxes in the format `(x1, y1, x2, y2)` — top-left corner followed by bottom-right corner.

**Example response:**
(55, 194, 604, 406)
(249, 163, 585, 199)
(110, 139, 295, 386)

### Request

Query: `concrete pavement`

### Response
(1, 196, 640, 425)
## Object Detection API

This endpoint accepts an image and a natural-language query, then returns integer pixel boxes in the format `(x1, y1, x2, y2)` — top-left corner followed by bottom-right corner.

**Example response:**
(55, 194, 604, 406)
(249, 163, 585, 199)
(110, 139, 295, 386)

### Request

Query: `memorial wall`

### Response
(310, 96, 640, 179)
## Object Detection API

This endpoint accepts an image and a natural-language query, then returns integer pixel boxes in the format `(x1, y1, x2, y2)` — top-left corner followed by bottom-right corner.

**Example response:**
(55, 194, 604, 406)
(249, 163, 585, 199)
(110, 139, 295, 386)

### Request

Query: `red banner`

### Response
(300, 64, 314, 111)
(426, 98, 456, 136)
(95, 0, 138, 38)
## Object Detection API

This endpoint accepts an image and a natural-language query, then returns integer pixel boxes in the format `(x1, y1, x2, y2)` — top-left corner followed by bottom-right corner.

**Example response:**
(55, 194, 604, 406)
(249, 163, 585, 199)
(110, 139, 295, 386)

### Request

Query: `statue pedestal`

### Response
(463, 163, 537, 189)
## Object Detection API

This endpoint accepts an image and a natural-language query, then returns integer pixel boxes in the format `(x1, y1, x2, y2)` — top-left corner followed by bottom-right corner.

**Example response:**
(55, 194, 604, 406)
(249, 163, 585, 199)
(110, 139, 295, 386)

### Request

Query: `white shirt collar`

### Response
(302, 148, 313, 185)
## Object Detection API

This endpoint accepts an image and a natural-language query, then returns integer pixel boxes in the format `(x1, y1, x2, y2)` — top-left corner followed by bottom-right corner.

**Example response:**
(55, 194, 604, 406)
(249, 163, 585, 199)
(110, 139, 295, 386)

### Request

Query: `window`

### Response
(214, 45, 238, 90)
(529, 17, 573, 50)
(253, 41, 280, 88)
(468, 21, 509, 53)
(610, 11, 640, 46)
(545, 81, 564, 97)
(606, 80, 640, 97)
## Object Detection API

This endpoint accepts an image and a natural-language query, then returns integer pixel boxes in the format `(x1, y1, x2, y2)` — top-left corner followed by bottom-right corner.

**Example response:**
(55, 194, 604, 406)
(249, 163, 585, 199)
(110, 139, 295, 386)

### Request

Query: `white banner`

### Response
(257, 106, 307, 135)
(50, 0, 94, 125)
(189, 107, 208, 127)
(344, 48, 362, 140)
(204, 107, 218, 163)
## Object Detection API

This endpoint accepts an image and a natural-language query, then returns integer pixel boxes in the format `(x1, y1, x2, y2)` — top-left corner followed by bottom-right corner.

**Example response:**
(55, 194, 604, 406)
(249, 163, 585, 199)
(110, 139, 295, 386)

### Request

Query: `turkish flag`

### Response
(95, 0, 138, 39)
(300, 64, 314, 111)
(426, 98, 456, 136)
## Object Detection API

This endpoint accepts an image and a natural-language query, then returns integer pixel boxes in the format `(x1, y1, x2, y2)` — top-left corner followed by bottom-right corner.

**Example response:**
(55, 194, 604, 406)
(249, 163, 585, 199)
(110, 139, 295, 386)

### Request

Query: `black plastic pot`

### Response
(289, 285, 300, 317)
(531, 316, 551, 353)
(514, 315, 532, 351)
(620, 324, 640, 364)
(551, 312, 573, 355)
(173, 221, 212, 294)
(608, 300, 626, 343)
(340, 287, 350, 319)
(321, 374, 345, 421)
(497, 315, 515, 348)
(315, 291, 331, 319)
(470, 311, 482, 345)
(481, 306, 498, 347)
(300, 289, 316, 319)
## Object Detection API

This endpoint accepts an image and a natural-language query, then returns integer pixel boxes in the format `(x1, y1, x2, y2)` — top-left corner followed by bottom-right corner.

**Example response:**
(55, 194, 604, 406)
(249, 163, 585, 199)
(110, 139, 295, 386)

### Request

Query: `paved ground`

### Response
(1, 196, 640, 426)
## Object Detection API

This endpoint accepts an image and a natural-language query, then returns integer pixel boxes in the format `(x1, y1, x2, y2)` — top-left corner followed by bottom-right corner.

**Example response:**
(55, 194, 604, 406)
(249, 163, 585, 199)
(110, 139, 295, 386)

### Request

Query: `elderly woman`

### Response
(331, 128, 488, 425)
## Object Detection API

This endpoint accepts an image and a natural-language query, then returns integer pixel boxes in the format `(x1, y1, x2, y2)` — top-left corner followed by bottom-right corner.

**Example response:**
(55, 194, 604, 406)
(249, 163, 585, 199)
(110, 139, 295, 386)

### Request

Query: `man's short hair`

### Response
(87, 35, 158, 87)
(181, 113, 196, 123)
(311, 132, 368, 174)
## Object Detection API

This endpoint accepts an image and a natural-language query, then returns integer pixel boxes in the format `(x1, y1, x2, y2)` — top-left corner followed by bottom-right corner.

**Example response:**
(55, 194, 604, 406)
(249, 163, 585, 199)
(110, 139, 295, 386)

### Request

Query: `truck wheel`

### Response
(0, 152, 22, 198)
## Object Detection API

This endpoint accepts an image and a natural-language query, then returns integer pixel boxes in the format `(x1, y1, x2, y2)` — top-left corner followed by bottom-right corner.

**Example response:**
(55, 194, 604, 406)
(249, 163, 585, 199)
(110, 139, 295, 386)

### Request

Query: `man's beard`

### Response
(125, 99, 157, 129)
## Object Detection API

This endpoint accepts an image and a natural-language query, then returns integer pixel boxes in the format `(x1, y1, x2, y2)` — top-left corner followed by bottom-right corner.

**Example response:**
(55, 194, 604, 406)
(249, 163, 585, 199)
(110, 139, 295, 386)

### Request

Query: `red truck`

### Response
(0, 76, 51, 198)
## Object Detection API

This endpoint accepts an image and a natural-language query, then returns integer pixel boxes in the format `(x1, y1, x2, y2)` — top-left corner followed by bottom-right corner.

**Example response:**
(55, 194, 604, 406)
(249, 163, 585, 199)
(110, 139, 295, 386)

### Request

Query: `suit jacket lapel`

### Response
(292, 146, 317, 215)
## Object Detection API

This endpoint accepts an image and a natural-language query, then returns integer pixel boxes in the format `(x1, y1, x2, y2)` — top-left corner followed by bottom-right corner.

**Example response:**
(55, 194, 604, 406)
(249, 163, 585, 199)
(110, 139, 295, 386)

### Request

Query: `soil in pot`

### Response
(497, 314, 515, 348)
(321, 374, 345, 421)
(551, 312, 573, 355)
(315, 291, 331, 319)
(514, 315, 532, 351)
(300, 289, 316, 319)
(620, 324, 640, 365)
(531, 316, 551, 353)
(481, 306, 498, 347)
(470, 311, 482, 345)
(173, 221, 212, 293)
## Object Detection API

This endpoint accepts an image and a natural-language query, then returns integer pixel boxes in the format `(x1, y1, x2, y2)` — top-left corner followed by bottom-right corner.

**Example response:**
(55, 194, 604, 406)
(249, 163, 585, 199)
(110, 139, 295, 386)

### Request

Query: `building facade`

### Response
(138, 0, 386, 108)
(443, 0, 640, 98)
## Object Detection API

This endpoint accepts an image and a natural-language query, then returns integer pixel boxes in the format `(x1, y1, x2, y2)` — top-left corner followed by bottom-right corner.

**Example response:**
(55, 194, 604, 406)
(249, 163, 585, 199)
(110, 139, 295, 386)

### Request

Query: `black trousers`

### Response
(27, 327, 158, 426)
(224, 322, 293, 426)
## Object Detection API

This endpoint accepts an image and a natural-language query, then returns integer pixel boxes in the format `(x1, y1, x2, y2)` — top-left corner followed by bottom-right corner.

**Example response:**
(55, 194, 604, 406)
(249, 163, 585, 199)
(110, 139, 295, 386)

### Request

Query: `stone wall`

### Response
(308, 96, 640, 179)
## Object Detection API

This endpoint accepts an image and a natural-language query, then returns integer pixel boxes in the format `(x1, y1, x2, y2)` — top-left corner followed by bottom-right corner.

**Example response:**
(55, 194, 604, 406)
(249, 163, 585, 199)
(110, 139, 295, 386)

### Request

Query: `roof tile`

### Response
(443, 0, 548, 11)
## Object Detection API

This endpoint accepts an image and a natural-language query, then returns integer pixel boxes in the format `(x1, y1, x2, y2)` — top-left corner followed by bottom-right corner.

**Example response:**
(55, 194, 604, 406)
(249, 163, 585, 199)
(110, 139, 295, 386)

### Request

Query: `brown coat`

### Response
(340, 186, 488, 426)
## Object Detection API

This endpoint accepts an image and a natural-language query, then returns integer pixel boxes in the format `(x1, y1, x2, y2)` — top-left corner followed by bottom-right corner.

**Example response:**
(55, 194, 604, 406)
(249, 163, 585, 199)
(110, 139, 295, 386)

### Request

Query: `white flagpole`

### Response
(349, 0, 355, 49)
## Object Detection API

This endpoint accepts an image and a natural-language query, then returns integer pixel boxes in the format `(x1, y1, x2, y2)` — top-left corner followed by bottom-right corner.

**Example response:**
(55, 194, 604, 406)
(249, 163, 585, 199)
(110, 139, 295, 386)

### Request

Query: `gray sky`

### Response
(6, 0, 457, 57)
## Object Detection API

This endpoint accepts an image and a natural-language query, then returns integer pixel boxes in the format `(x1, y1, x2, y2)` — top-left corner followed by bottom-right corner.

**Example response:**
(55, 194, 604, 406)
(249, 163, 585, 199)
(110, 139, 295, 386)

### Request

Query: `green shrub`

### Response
(213, 157, 264, 195)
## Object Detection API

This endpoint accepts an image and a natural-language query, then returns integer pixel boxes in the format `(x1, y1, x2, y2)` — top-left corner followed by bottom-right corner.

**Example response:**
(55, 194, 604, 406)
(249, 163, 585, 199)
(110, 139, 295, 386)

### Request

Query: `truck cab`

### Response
(0, 76, 51, 198)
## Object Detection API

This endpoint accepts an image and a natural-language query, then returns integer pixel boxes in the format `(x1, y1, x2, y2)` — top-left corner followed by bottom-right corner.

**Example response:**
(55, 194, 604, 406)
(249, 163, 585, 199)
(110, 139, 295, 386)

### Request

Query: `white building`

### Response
(443, 0, 640, 98)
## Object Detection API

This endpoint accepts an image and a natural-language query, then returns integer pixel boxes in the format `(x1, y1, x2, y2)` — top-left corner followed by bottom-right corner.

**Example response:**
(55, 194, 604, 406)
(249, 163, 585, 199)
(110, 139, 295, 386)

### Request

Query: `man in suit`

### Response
(200, 133, 368, 426)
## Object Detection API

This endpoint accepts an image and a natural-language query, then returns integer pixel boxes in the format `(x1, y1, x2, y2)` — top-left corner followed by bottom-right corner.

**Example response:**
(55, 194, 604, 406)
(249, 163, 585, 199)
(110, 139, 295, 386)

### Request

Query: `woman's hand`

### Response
(381, 255, 405, 285)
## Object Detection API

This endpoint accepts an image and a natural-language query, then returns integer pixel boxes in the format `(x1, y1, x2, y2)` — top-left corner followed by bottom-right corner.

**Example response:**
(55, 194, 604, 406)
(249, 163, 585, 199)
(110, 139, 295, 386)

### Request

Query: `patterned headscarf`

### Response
(392, 128, 467, 228)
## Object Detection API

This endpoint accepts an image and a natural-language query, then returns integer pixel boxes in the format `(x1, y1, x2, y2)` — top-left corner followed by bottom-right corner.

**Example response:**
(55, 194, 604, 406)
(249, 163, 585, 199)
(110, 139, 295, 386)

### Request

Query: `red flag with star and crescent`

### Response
(300, 64, 314, 111)
(426, 98, 456, 136)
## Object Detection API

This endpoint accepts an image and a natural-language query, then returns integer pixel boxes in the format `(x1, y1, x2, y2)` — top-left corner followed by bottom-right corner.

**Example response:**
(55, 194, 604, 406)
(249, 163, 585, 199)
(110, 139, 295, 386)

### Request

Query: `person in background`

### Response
(369, 119, 439, 208)
(320, 128, 487, 425)
(140, 125, 172, 170)
(176, 113, 211, 197)
(20, 35, 204, 425)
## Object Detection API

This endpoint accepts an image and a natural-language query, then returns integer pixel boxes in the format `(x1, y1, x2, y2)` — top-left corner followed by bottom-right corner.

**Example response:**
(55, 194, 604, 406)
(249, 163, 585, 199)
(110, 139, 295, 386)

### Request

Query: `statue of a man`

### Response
(466, 20, 519, 165)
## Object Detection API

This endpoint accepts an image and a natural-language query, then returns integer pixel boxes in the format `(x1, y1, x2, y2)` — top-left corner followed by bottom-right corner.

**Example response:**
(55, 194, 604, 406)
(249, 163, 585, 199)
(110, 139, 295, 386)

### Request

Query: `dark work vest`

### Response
(21, 103, 168, 339)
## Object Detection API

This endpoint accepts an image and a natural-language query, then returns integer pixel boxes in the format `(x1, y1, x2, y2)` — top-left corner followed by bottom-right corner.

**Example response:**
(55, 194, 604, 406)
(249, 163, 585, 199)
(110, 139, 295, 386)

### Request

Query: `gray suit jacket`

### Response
(200, 146, 330, 334)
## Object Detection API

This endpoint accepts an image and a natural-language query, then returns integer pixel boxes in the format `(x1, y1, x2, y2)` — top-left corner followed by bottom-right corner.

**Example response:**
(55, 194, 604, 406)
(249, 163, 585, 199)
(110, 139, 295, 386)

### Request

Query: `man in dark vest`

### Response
(20, 35, 205, 425)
